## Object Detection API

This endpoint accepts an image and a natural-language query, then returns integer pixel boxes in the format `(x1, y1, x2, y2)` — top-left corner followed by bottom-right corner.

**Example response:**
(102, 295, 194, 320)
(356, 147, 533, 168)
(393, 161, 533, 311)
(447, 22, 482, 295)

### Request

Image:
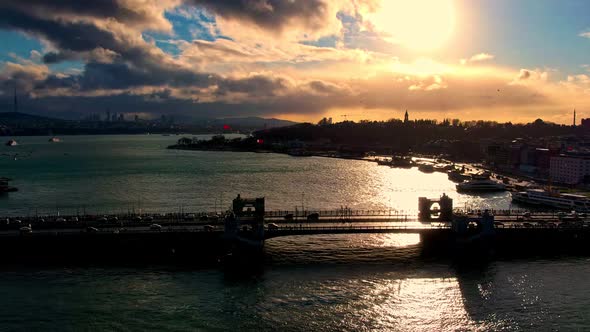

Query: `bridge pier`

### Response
(224, 195, 266, 254)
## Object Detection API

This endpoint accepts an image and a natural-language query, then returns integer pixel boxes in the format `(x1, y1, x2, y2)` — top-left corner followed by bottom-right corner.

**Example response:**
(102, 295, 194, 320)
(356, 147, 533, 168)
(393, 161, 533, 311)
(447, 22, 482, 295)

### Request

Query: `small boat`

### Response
(456, 178, 506, 192)
(418, 164, 435, 173)
(390, 156, 413, 168)
(5, 140, 17, 146)
(48, 137, 61, 142)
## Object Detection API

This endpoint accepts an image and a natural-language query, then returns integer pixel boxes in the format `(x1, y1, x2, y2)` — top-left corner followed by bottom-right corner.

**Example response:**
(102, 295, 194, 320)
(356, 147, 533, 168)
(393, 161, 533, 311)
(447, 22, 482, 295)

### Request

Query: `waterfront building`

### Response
(549, 153, 590, 185)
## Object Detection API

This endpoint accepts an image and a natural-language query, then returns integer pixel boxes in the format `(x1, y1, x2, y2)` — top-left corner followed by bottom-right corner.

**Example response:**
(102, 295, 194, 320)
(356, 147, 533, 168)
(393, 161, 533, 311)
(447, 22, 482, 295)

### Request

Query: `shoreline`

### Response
(167, 144, 590, 195)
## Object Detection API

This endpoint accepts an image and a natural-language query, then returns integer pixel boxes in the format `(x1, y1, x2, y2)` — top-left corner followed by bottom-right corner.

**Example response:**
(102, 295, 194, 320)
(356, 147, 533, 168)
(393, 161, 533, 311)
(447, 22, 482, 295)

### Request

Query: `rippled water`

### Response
(1, 236, 589, 331)
(0, 135, 587, 331)
(0, 135, 514, 216)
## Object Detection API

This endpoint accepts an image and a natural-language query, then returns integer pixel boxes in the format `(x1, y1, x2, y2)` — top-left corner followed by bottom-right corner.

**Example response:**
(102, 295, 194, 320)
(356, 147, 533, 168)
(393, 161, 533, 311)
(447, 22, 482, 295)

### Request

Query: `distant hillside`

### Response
(208, 117, 297, 130)
(0, 112, 68, 127)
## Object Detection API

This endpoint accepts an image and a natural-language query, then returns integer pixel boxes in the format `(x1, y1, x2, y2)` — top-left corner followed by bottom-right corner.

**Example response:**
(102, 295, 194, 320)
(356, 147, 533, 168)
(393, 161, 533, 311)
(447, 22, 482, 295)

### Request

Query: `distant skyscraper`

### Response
(574, 109, 576, 126)
(404, 110, 409, 123)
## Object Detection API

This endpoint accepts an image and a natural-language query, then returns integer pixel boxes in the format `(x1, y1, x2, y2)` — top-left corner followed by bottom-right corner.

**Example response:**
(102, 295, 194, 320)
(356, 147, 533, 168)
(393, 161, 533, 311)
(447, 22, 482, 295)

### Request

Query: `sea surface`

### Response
(0, 135, 514, 217)
(0, 135, 588, 331)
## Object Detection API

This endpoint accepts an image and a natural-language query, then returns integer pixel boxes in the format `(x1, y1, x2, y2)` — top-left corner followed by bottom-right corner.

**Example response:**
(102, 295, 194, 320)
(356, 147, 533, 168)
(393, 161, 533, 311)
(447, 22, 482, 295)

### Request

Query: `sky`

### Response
(1, 0, 590, 124)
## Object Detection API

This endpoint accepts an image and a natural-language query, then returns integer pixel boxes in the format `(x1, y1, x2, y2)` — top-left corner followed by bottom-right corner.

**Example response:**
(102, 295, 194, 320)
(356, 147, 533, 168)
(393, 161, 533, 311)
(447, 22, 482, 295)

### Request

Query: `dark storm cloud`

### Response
(185, 0, 331, 31)
(0, 9, 119, 55)
(215, 75, 288, 96)
(0, 0, 163, 26)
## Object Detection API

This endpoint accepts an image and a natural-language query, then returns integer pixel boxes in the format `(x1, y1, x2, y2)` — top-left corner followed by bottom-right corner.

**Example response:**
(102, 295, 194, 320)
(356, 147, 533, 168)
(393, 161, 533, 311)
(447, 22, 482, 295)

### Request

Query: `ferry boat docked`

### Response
(512, 189, 590, 211)
(456, 178, 507, 192)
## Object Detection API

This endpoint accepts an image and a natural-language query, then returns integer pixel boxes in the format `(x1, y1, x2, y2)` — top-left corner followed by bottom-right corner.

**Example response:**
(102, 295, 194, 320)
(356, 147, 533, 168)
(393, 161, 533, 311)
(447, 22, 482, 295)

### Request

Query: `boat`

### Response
(48, 137, 61, 142)
(448, 170, 470, 183)
(0, 178, 18, 193)
(456, 178, 507, 192)
(390, 156, 413, 168)
(512, 189, 590, 211)
(5, 139, 17, 146)
(433, 164, 453, 173)
(418, 164, 435, 173)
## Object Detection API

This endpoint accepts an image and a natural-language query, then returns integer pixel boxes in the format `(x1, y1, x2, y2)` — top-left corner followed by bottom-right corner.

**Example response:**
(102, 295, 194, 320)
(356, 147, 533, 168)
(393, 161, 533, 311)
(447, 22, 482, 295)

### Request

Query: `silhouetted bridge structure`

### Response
(1, 194, 590, 262)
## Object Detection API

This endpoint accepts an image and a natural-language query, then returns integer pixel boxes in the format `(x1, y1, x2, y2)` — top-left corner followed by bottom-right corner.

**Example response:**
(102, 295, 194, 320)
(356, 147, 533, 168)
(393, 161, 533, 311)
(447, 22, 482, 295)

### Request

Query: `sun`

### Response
(369, 0, 456, 51)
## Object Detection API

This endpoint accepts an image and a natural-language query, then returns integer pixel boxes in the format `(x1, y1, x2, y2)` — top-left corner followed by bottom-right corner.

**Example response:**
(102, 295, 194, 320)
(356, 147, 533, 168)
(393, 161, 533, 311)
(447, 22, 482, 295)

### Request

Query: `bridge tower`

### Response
(224, 194, 266, 251)
(418, 193, 453, 222)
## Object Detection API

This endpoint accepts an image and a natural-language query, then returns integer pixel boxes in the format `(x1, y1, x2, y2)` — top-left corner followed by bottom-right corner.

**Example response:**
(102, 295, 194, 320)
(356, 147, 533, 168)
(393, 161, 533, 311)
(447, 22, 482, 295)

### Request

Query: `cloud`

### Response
(184, 0, 341, 37)
(579, 31, 590, 38)
(460, 53, 494, 65)
(1, 0, 590, 124)
(510, 68, 549, 85)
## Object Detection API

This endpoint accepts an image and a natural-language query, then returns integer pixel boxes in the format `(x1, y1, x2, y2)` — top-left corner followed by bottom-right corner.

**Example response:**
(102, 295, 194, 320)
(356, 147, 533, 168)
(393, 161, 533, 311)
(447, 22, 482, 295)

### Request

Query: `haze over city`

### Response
(2, 0, 590, 123)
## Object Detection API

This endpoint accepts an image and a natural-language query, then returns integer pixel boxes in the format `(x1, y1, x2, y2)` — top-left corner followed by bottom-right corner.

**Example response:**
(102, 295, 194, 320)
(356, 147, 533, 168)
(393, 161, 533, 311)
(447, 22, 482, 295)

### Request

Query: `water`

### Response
(0, 135, 587, 331)
(0, 135, 514, 216)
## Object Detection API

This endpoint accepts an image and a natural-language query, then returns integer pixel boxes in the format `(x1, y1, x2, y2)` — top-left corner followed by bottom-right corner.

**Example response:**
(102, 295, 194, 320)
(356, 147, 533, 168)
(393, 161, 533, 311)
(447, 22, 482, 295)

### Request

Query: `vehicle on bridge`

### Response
(19, 225, 32, 234)
(150, 224, 162, 231)
(267, 223, 279, 230)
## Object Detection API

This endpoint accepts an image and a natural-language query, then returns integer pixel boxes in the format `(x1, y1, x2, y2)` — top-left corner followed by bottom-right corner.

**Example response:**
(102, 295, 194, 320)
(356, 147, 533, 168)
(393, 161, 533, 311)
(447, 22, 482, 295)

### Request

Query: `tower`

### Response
(404, 110, 409, 123)
(574, 109, 576, 126)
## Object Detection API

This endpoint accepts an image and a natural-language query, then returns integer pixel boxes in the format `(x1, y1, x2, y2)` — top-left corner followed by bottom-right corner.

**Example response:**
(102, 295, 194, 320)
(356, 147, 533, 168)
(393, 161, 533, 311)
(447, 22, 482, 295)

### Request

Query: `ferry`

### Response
(5, 139, 17, 146)
(512, 189, 590, 211)
(456, 178, 507, 192)
(48, 137, 61, 142)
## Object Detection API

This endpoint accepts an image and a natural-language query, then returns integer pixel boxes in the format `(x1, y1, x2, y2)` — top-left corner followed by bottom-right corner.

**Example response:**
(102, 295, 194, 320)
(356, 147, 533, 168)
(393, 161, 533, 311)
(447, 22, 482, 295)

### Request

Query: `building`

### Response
(550, 154, 590, 185)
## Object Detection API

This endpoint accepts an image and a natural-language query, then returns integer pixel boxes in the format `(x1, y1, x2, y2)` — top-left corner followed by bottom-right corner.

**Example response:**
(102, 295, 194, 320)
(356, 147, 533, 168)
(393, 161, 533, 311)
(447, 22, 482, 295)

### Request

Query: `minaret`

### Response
(573, 109, 576, 126)
(13, 86, 18, 113)
(404, 110, 409, 123)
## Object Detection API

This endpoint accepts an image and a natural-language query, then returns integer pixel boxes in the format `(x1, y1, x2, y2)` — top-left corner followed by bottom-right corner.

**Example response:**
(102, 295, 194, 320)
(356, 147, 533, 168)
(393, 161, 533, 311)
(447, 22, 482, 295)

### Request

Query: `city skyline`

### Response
(1, 0, 590, 123)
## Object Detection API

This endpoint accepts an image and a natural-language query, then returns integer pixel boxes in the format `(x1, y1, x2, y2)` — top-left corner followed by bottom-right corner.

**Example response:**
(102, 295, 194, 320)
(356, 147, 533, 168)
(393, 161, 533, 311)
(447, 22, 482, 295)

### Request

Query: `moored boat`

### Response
(48, 137, 61, 142)
(418, 164, 435, 173)
(5, 139, 17, 146)
(512, 189, 590, 211)
(448, 170, 470, 182)
(456, 178, 506, 192)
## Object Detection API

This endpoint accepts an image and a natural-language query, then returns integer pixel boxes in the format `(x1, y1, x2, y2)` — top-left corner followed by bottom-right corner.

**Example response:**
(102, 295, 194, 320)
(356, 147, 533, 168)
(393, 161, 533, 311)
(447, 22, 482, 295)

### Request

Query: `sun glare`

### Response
(370, 0, 456, 51)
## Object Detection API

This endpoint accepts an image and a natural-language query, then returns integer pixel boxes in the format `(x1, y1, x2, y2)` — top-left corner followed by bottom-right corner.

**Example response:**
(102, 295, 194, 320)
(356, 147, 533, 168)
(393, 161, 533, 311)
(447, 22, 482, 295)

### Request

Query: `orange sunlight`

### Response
(370, 0, 456, 51)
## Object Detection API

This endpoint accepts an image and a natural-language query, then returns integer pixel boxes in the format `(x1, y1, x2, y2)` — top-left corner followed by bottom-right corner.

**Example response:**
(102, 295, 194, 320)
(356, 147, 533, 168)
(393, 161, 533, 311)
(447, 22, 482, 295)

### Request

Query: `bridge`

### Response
(0, 193, 589, 262)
